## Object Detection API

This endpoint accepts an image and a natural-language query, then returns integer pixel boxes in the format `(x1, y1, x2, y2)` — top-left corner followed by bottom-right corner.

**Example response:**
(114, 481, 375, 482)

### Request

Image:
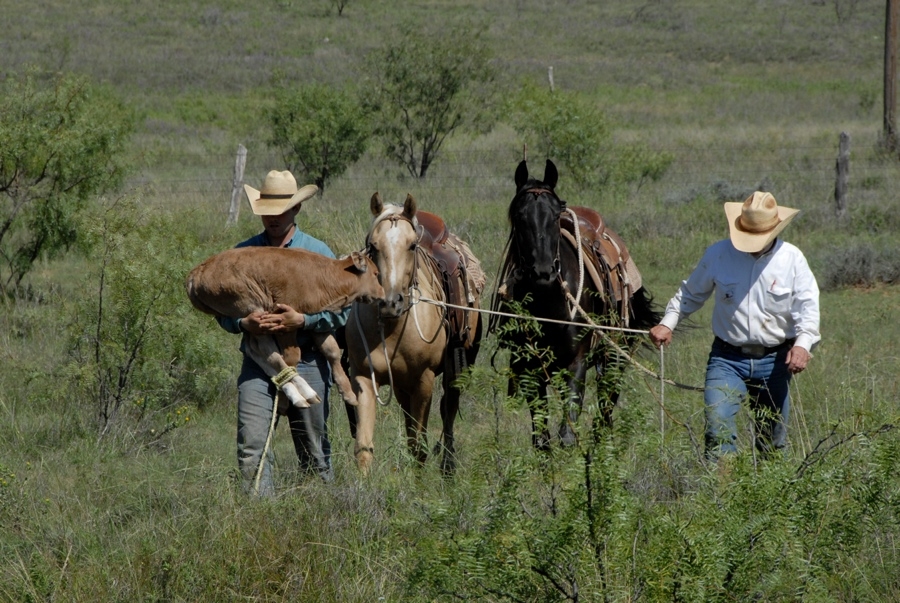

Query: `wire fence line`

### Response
(129, 144, 900, 198)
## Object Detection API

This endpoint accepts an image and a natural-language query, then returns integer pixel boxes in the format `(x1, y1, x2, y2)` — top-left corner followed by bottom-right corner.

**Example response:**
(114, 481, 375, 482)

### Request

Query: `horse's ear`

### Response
(543, 159, 558, 190)
(403, 193, 417, 219)
(370, 192, 383, 216)
(515, 160, 529, 189)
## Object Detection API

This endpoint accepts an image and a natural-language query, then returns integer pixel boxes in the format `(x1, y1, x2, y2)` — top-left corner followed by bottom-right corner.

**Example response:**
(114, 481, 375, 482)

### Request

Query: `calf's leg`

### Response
(312, 332, 358, 406)
(244, 335, 319, 407)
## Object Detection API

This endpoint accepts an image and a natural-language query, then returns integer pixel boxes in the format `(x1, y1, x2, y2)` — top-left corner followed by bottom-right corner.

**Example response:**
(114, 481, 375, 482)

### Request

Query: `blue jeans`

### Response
(704, 339, 792, 457)
(236, 350, 333, 496)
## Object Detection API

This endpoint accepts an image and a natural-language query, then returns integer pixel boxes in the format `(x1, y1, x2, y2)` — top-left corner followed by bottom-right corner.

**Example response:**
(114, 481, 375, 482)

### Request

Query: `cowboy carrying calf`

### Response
(215, 170, 348, 492)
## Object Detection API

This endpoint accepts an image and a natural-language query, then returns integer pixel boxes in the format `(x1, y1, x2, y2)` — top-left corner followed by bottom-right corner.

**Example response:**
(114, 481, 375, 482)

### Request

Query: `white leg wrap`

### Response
(292, 375, 320, 406)
(272, 366, 317, 408)
(280, 382, 310, 408)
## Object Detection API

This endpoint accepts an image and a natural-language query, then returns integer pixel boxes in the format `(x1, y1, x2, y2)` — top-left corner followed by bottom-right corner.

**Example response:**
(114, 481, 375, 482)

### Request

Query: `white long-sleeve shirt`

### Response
(659, 239, 821, 353)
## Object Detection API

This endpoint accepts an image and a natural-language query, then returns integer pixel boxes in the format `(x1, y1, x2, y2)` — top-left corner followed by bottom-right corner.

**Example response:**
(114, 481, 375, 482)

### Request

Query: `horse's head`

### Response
(367, 192, 421, 318)
(509, 159, 564, 286)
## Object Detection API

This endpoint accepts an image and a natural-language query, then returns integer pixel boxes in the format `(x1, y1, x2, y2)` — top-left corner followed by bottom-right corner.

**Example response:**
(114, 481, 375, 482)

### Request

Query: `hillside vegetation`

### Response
(2, 1, 900, 601)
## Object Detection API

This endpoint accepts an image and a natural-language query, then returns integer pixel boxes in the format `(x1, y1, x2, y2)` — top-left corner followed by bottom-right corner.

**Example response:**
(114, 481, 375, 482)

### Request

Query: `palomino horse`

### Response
(346, 193, 484, 474)
(490, 159, 661, 448)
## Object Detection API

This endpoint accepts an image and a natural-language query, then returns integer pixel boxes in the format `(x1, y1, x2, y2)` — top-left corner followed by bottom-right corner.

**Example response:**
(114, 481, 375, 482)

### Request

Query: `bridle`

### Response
(357, 209, 445, 406)
(509, 186, 585, 319)
(511, 186, 565, 283)
(365, 211, 426, 316)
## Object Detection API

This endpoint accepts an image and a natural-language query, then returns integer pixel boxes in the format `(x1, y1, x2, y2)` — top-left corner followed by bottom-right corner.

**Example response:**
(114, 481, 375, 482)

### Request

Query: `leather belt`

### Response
(714, 336, 795, 359)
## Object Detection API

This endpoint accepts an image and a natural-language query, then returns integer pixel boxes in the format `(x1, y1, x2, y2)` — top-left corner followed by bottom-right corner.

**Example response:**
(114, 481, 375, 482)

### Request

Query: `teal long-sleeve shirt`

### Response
(215, 228, 350, 349)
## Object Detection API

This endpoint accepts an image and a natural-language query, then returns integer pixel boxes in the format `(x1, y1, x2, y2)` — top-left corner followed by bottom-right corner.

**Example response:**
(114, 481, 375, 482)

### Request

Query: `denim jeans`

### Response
(236, 349, 333, 496)
(704, 339, 792, 457)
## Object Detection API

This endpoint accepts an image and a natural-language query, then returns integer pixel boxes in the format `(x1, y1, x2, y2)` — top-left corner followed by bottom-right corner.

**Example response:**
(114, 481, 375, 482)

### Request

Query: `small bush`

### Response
(816, 242, 900, 290)
(0, 70, 134, 294)
(64, 195, 233, 442)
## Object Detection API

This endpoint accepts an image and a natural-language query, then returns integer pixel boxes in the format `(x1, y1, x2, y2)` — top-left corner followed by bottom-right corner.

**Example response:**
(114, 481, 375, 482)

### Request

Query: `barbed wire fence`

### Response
(127, 136, 890, 210)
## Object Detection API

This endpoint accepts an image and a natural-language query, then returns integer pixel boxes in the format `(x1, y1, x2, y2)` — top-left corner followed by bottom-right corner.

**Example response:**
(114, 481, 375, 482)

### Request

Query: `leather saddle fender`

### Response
(416, 211, 480, 351)
(558, 205, 642, 303)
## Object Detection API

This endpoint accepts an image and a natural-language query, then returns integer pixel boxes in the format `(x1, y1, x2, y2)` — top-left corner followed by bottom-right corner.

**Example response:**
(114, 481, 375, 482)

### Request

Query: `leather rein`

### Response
(364, 212, 425, 314)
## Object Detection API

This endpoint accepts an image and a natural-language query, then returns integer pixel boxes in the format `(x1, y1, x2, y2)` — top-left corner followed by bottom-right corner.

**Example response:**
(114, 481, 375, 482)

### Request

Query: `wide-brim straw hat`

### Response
(724, 191, 800, 253)
(244, 170, 318, 216)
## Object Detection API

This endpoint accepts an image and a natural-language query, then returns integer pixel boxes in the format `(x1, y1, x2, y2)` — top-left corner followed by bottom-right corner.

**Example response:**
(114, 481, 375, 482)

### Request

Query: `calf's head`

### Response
(344, 250, 385, 304)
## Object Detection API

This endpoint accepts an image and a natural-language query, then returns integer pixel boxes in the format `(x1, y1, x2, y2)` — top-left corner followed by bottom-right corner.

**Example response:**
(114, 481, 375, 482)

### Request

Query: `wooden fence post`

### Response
(884, 0, 899, 152)
(835, 132, 850, 220)
(227, 144, 247, 226)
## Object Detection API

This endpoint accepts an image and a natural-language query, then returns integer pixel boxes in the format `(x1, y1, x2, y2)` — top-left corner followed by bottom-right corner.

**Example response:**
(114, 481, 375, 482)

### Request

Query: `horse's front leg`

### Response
(595, 351, 625, 429)
(558, 353, 589, 447)
(398, 372, 435, 465)
(350, 369, 378, 474)
(511, 356, 552, 451)
(437, 364, 461, 475)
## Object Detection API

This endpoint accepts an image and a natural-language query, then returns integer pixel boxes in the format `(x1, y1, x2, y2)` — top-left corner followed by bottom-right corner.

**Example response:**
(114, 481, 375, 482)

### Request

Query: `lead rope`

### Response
(562, 289, 704, 391)
(252, 396, 279, 496)
(411, 285, 444, 344)
(563, 207, 585, 320)
(660, 343, 665, 440)
(410, 250, 445, 345)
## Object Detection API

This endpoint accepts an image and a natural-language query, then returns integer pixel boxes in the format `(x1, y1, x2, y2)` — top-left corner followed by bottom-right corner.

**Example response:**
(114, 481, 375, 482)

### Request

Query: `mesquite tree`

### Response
(364, 22, 496, 179)
(0, 71, 133, 295)
(267, 83, 370, 194)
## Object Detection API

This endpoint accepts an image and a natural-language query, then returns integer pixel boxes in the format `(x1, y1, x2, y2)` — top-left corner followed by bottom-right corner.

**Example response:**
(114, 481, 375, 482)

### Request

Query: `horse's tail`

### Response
(629, 286, 664, 331)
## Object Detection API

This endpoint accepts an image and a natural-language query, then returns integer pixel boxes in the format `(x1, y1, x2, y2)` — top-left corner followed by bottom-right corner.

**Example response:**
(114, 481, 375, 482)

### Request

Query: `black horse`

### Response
(490, 159, 661, 448)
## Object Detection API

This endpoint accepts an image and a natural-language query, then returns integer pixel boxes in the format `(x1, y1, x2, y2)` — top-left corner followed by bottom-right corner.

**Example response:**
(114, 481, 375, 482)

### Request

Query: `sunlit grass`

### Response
(3, 0, 900, 599)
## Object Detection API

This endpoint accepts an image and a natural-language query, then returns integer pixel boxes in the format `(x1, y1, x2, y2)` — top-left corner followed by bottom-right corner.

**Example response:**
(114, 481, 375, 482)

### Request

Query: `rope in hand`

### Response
(416, 296, 705, 392)
(252, 365, 303, 495)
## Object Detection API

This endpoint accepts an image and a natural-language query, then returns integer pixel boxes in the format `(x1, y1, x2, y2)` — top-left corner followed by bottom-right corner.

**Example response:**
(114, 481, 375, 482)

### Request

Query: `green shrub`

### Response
(816, 241, 900, 290)
(0, 70, 135, 294)
(363, 21, 496, 179)
(267, 81, 370, 193)
(505, 81, 672, 195)
(64, 195, 233, 442)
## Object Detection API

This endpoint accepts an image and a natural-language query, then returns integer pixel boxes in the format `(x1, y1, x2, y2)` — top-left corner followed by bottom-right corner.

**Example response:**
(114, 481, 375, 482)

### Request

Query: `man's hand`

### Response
(240, 311, 266, 335)
(257, 303, 305, 333)
(649, 324, 672, 349)
(786, 346, 811, 374)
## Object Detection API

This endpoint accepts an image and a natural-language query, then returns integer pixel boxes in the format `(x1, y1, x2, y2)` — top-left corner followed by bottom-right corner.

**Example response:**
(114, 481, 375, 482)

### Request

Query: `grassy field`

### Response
(3, 0, 900, 601)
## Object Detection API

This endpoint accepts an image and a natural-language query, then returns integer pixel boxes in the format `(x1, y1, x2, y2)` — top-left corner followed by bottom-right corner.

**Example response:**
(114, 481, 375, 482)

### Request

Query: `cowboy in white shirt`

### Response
(650, 191, 821, 457)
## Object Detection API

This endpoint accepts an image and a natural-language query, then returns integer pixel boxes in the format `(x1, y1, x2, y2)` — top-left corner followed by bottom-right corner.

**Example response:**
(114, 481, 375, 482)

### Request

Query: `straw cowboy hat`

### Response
(244, 170, 318, 216)
(724, 191, 800, 253)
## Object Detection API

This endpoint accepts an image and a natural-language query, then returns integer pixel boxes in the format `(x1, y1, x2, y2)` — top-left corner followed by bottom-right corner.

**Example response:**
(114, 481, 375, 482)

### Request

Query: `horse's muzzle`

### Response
(378, 293, 405, 318)
(528, 260, 560, 286)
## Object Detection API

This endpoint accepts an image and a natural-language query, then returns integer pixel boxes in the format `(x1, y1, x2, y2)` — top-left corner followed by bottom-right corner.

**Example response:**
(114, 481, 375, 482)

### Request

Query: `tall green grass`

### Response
(3, 0, 900, 600)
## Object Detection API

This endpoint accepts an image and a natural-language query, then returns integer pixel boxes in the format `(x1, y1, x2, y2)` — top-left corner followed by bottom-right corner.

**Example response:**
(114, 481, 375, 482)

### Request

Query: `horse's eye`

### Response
(408, 242, 417, 251)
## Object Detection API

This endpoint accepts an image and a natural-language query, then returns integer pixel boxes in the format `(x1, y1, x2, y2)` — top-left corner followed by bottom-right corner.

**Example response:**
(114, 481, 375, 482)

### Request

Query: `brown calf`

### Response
(186, 247, 384, 409)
